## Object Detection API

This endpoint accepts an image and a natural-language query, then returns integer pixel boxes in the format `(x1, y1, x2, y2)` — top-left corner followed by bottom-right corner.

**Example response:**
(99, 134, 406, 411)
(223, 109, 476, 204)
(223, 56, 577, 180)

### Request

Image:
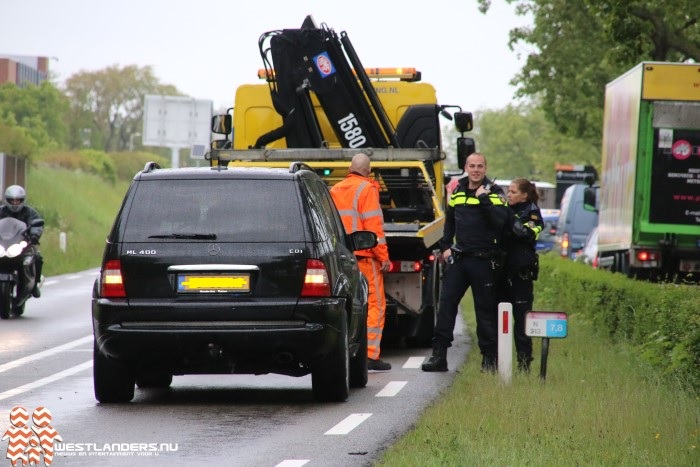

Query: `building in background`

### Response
(0, 54, 49, 87)
(0, 54, 45, 191)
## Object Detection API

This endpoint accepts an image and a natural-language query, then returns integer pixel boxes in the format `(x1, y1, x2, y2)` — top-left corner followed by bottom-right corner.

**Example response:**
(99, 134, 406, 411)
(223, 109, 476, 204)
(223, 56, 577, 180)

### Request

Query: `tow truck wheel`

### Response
(407, 256, 440, 348)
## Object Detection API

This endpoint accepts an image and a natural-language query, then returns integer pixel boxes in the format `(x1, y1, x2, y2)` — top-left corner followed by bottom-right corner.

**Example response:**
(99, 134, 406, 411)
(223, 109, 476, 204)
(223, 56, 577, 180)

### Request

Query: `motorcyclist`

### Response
(0, 185, 44, 306)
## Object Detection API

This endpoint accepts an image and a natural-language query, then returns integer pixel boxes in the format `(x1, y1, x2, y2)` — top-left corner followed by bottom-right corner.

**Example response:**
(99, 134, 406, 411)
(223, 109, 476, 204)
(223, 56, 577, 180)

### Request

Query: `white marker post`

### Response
(497, 302, 513, 384)
(59, 232, 67, 253)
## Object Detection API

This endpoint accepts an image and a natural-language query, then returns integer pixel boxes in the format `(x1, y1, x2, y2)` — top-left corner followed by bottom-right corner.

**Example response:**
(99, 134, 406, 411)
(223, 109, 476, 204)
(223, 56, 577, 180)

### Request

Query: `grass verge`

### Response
(377, 292, 699, 466)
(27, 166, 130, 276)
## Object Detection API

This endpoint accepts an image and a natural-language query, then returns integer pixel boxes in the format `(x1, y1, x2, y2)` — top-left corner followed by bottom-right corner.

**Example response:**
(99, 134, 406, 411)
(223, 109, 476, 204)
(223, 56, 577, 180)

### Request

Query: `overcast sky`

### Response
(1, 0, 532, 112)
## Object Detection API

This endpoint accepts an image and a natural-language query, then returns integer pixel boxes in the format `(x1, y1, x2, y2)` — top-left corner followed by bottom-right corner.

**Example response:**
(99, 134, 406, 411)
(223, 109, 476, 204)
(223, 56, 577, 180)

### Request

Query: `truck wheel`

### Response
(312, 319, 350, 402)
(407, 257, 439, 348)
(93, 341, 135, 403)
(618, 253, 630, 275)
(349, 310, 368, 388)
(0, 282, 12, 319)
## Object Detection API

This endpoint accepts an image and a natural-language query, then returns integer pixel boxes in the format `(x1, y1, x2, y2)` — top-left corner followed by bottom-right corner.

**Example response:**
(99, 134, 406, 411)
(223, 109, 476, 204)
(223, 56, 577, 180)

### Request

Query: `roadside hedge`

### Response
(536, 253, 700, 392)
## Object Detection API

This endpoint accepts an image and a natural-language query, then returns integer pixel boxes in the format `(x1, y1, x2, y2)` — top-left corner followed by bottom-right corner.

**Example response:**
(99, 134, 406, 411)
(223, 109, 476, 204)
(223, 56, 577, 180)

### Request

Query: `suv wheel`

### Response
(93, 342, 135, 403)
(349, 313, 368, 388)
(136, 372, 173, 389)
(312, 319, 350, 402)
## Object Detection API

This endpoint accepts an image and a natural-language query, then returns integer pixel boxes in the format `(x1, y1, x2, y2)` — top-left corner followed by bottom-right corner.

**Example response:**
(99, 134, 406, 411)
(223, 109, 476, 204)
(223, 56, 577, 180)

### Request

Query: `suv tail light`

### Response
(301, 259, 331, 297)
(101, 259, 126, 298)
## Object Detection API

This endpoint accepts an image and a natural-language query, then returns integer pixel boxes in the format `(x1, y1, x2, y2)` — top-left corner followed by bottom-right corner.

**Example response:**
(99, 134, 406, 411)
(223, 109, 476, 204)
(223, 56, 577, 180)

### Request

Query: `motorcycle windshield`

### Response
(0, 217, 27, 242)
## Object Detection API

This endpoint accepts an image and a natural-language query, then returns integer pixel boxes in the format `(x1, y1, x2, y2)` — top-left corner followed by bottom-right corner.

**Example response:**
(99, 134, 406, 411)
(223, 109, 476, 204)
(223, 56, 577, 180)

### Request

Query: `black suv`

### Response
(92, 162, 376, 403)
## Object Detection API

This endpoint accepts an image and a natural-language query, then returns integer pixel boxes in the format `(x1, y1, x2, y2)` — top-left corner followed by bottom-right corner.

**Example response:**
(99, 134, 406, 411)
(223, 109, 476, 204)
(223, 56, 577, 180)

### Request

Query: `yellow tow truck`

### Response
(208, 15, 474, 346)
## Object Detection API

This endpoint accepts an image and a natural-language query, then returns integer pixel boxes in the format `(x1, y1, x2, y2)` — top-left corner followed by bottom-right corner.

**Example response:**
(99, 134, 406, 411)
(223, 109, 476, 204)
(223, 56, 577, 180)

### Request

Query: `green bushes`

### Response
(537, 253, 700, 391)
(33, 149, 168, 184)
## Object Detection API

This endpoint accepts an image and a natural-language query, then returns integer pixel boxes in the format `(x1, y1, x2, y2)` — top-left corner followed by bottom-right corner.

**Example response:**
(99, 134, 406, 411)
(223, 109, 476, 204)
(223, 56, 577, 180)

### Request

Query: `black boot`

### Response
(481, 355, 497, 374)
(422, 344, 448, 372)
(517, 354, 533, 373)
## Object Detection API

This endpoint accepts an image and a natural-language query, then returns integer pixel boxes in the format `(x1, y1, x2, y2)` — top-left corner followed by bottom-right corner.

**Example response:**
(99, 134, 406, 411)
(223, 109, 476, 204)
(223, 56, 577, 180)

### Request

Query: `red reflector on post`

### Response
(502, 310, 509, 334)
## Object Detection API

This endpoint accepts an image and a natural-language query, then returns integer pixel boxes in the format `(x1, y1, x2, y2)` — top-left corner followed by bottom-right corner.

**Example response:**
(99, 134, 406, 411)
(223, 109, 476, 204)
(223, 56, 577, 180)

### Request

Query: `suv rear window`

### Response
(122, 179, 305, 242)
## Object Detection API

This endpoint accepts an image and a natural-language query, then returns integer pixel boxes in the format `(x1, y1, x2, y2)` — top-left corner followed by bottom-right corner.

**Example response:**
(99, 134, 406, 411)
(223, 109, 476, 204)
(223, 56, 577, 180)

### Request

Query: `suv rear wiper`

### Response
(148, 233, 218, 240)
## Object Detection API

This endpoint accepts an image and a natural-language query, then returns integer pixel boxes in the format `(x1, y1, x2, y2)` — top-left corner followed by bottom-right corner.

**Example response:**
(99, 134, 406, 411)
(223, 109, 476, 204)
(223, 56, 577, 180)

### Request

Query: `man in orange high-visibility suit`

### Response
(330, 152, 392, 371)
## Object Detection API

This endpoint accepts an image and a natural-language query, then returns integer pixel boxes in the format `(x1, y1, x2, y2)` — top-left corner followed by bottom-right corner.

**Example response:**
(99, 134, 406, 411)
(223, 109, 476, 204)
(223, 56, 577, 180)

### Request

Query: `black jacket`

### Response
(504, 201, 544, 274)
(440, 177, 509, 254)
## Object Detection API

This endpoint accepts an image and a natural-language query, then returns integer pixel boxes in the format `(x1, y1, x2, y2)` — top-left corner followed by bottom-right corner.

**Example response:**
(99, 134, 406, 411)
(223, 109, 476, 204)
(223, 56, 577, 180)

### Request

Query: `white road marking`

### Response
(324, 413, 372, 435)
(0, 360, 92, 401)
(65, 275, 82, 280)
(403, 356, 425, 368)
(42, 280, 59, 287)
(0, 335, 93, 374)
(275, 461, 309, 467)
(375, 381, 407, 397)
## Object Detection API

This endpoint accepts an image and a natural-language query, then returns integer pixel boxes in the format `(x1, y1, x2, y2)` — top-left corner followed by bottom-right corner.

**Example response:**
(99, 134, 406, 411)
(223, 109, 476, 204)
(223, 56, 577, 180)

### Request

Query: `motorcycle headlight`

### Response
(0, 246, 5, 258)
(6, 241, 27, 258)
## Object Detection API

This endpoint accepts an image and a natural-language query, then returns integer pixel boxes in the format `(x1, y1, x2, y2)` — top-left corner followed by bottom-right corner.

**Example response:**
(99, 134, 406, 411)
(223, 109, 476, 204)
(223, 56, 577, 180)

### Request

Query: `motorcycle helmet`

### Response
(4, 185, 26, 213)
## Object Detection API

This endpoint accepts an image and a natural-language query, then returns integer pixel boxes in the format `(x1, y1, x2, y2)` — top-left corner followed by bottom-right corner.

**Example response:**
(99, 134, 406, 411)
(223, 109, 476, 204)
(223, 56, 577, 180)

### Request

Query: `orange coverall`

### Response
(330, 173, 390, 360)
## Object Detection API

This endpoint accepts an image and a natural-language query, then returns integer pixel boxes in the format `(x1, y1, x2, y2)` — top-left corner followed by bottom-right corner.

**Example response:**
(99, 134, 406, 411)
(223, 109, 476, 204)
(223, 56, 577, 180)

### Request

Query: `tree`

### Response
(0, 81, 69, 154)
(477, 104, 600, 182)
(477, 0, 700, 147)
(443, 103, 599, 182)
(64, 65, 181, 152)
(0, 119, 36, 157)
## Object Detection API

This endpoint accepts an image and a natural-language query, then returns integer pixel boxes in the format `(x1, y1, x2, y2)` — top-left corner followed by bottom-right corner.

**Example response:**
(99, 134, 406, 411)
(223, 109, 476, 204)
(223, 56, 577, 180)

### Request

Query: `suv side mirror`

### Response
(212, 114, 232, 135)
(457, 137, 476, 171)
(349, 230, 378, 251)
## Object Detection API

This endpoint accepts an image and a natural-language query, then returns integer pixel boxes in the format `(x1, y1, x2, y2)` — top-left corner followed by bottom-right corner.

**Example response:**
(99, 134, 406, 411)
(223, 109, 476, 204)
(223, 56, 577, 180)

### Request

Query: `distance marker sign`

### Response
(525, 311, 568, 338)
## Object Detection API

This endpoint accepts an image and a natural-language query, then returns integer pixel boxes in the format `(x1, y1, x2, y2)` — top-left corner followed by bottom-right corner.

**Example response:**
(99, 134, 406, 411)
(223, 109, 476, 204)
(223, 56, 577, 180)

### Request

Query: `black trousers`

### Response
(503, 274, 534, 361)
(433, 255, 499, 359)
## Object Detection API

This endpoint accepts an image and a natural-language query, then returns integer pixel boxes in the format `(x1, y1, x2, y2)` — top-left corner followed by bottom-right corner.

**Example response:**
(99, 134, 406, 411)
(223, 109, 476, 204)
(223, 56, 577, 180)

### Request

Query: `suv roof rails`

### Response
(143, 161, 161, 173)
(289, 161, 314, 173)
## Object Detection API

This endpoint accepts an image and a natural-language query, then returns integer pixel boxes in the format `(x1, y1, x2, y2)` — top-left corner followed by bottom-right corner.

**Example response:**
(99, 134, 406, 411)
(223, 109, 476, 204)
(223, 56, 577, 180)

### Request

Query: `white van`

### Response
(554, 184, 598, 259)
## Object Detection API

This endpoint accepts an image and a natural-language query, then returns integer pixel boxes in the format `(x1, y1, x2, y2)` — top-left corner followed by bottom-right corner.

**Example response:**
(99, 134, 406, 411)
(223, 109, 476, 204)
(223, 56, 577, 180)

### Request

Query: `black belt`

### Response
(453, 249, 501, 259)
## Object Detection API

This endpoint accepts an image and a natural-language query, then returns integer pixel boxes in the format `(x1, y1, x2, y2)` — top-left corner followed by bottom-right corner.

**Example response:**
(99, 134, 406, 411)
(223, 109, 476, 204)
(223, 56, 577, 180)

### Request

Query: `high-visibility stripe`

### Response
(449, 192, 505, 207)
(330, 173, 389, 263)
(530, 225, 543, 239)
(360, 208, 383, 219)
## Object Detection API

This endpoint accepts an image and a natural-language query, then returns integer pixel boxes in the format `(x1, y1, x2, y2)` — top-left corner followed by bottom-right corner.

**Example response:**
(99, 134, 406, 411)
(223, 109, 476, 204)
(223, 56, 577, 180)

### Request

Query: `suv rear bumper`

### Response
(93, 298, 347, 376)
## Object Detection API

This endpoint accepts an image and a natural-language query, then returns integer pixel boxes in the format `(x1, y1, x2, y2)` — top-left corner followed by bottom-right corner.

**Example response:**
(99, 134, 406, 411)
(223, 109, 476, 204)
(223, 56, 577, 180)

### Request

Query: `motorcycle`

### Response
(0, 216, 44, 319)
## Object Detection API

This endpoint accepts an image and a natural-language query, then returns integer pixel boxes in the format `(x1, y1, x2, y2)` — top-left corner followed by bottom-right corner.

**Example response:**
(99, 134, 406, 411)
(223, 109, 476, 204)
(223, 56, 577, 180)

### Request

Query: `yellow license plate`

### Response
(177, 274, 250, 293)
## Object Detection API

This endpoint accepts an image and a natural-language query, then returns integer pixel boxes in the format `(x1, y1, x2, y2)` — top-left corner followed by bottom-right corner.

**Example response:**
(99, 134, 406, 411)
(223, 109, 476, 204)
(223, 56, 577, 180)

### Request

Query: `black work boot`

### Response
(421, 344, 448, 372)
(517, 354, 533, 373)
(481, 355, 497, 374)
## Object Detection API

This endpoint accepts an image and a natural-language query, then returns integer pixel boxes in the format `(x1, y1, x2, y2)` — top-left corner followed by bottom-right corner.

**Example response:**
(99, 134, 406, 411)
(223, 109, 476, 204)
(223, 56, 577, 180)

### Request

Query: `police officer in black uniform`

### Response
(0, 185, 44, 307)
(502, 178, 544, 372)
(422, 153, 509, 373)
